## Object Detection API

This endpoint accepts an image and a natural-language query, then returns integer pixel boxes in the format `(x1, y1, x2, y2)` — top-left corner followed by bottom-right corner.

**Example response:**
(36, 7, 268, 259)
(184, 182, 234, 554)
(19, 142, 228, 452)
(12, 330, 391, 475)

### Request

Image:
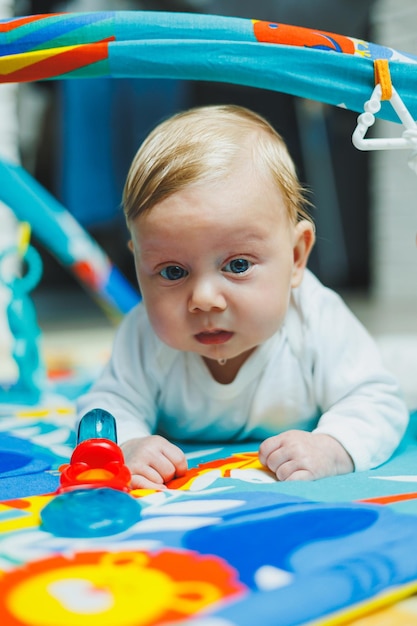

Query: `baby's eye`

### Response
(223, 258, 252, 274)
(160, 265, 188, 281)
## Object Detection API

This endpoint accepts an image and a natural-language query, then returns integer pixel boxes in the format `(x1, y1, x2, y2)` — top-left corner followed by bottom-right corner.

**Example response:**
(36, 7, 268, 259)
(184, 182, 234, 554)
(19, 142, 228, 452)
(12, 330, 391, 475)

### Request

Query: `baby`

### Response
(77, 104, 408, 489)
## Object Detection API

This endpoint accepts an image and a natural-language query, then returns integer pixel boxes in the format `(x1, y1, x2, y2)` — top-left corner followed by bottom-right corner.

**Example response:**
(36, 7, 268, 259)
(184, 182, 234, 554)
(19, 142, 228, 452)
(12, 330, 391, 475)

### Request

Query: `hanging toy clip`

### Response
(352, 59, 417, 174)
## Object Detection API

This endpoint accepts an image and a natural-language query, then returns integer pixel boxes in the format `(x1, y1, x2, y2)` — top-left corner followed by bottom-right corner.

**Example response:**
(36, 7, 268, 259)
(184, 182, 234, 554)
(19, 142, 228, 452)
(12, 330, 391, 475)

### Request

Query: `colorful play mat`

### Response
(2, 399, 417, 625)
(2, 9, 417, 626)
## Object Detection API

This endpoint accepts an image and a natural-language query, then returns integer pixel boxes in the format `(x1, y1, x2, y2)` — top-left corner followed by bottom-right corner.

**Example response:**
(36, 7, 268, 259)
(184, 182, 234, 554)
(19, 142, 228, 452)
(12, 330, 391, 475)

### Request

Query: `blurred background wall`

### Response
(0, 0, 20, 381)
(371, 0, 417, 304)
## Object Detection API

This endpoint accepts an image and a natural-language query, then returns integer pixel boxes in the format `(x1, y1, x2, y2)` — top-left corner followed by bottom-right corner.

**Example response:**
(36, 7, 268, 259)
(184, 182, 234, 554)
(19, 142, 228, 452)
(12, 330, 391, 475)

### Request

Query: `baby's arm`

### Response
(259, 430, 353, 481)
(271, 277, 408, 475)
(121, 435, 188, 489)
(77, 305, 188, 490)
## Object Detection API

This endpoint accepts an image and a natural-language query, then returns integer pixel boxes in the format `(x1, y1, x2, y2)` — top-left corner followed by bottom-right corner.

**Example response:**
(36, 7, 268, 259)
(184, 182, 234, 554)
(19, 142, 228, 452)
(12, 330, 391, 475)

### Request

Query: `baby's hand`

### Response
(121, 435, 188, 490)
(258, 430, 353, 481)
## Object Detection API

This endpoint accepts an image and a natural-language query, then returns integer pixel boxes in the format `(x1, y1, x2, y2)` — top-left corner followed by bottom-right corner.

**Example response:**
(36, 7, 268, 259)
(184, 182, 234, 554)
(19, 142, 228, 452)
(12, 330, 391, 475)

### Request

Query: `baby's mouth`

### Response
(194, 330, 234, 345)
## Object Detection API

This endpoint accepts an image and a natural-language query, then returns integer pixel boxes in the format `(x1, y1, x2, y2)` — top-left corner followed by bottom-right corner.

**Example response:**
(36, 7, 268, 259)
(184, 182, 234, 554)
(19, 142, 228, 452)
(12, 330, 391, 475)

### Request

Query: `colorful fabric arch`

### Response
(1, 10, 417, 122)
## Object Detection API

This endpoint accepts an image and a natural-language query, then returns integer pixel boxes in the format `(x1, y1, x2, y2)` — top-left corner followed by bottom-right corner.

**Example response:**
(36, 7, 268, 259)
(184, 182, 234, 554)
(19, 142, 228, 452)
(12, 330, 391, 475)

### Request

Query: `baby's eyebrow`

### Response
(135, 243, 166, 259)
(227, 228, 270, 242)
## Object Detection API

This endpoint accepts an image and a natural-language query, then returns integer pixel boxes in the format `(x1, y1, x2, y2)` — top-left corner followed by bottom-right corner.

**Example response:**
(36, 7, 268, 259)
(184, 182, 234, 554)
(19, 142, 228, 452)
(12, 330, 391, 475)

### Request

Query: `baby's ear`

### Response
(127, 239, 134, 253)
(291, 220, 315, 288)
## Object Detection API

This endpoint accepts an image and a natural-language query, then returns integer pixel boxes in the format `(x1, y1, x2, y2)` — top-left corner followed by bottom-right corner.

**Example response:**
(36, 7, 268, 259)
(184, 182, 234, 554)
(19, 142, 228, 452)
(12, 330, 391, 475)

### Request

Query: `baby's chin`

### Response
(202, 345, 258, 365)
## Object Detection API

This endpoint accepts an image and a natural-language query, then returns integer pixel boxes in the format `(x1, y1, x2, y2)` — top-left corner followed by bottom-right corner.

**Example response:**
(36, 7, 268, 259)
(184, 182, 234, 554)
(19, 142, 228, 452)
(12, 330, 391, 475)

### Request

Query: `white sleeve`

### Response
(308, 289, 409, 471)
(76, 305, 160, 445)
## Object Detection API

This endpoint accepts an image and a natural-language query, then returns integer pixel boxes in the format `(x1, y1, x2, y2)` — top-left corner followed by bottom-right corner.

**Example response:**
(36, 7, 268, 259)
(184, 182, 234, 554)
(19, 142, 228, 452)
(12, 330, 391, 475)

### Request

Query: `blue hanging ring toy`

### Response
(0, 244, 43, 293)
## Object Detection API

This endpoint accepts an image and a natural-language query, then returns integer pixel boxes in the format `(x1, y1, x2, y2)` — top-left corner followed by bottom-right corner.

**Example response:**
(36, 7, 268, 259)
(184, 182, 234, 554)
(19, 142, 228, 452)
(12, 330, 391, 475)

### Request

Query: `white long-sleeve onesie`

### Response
(77, 270, 409, 471)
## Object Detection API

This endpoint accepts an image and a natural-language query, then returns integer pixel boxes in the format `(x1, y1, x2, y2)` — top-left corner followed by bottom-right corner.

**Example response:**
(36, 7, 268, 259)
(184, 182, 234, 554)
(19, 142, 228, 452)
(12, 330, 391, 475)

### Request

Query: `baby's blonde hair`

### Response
(123, 104, 313, 226)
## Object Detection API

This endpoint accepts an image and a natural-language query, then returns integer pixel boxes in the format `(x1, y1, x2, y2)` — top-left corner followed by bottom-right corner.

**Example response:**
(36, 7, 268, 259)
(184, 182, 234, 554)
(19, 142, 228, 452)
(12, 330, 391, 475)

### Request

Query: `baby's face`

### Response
(129, 160, 312, 372)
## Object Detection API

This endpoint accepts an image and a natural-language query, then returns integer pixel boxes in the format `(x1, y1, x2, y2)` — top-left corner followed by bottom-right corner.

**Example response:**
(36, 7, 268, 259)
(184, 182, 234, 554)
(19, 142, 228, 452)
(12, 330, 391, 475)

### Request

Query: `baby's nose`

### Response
(188, 277, 227, 312)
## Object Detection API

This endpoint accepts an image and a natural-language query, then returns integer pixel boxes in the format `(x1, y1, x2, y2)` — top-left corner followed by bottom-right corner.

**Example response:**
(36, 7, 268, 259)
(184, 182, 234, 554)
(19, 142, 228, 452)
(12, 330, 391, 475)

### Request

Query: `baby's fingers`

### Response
(264, 450, 295, 481)
(258, 434, 283, 466)
(284, 469, 314, 481)
(162, 442, 188, 477)
(130, 472, 167, 491)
